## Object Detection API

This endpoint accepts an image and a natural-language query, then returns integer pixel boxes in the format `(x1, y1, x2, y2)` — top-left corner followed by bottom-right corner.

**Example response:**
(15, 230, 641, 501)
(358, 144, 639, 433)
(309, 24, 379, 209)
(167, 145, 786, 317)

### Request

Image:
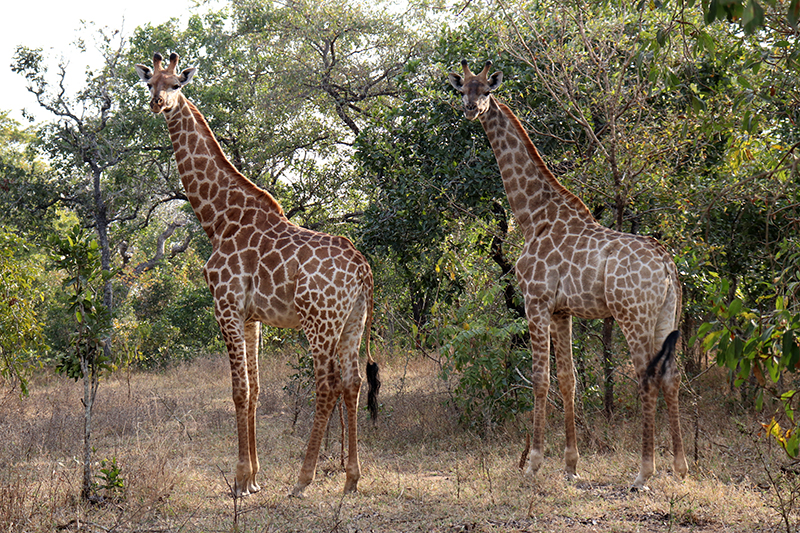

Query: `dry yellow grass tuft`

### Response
(0, 350, 792, 532)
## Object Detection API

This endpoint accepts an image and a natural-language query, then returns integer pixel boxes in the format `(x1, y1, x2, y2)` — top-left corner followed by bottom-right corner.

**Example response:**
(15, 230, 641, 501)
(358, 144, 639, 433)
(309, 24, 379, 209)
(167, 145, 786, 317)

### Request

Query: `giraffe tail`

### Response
(646, 330, 680, 381)
(364, 267, 380, 422)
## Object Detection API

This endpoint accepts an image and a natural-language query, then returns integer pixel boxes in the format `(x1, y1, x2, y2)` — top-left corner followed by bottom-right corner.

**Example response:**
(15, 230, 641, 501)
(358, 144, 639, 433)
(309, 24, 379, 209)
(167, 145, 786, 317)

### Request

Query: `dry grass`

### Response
(0, 349, 794, 532)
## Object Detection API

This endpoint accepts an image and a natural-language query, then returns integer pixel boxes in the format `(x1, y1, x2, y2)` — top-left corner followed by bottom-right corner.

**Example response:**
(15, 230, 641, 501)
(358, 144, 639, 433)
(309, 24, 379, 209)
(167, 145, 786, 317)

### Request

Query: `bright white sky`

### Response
(1, 0, 210, 124)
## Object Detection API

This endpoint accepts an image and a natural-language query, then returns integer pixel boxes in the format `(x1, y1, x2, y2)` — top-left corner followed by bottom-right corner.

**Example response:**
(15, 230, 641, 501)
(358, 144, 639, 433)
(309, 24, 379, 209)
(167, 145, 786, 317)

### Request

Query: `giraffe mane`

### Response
(182, 97, 286, 217)
(494, 99, 595, 221)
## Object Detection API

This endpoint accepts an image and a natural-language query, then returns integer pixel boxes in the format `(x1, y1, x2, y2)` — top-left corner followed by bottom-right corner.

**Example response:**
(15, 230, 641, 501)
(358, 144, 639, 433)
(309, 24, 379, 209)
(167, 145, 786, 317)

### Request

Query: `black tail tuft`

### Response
(646, 330, 680, 380)
(366, 360, 381, 422)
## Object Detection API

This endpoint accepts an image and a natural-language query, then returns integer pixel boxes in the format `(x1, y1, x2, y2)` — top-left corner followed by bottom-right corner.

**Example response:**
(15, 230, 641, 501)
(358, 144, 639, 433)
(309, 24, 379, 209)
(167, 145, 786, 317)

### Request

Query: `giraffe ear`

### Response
(448, 72, 464, 91)
(487, 71, 503, 92)
(178, 67, 197, 86)
(134, 64, 153, 83)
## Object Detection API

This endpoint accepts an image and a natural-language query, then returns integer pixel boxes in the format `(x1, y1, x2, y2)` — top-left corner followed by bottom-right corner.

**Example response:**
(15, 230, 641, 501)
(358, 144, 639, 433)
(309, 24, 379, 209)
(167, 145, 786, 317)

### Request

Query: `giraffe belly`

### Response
(553, 270, 612, 320)
(249, 293, 301, 329)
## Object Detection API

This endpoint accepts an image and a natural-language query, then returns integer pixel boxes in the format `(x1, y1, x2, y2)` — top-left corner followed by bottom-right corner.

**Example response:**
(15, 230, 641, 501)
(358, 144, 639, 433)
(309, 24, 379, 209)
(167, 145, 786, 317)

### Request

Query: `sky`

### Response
(1, 0, 208, 124)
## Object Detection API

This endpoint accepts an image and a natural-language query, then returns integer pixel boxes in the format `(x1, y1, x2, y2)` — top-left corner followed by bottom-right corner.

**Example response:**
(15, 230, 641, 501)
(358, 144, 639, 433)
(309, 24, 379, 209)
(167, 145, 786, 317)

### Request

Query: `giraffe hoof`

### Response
(674, 458, 689, 478)
(565, 471, 580, 482)
(524, 450, 544, 478)
(629, 483, 650, 493)
(343, 479, 359, 494)
(232, 481, 246, 499)
(290, 484, 308, 498)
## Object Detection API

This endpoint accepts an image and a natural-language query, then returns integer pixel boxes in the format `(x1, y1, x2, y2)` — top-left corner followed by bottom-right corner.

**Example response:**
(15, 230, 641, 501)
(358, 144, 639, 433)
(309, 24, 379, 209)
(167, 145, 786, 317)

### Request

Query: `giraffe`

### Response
(449, 60, 687, 490)
(134, 52, 380, 497)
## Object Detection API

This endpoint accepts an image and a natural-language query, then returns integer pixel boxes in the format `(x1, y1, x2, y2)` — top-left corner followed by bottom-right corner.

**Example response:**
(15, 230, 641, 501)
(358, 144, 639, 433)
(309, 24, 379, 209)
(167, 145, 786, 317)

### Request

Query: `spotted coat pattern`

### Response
(135, 53, 377, 497)
(449, 61, 687, 490)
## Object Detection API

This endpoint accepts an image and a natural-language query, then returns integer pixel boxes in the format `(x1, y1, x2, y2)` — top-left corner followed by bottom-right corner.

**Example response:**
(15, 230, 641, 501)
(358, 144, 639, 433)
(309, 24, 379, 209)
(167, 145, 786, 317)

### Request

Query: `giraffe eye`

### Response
(172, 84, 181, 90)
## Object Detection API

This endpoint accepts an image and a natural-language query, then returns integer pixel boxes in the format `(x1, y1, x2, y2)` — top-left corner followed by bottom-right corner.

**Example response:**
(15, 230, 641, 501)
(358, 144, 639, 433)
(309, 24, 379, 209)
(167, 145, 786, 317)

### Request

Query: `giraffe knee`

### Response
(638, 371, 659, 397)
(531, 370, 549, 396)
(317, 373, 343, 398)
(248, 382, 259, 403)
(232, 388, 249, 410)
(343, 372, 362, 393)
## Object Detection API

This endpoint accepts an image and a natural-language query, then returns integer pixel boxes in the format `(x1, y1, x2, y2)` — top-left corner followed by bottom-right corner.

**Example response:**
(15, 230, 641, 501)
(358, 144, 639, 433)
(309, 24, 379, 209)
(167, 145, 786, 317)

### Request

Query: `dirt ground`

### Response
(0, 351, 794, 532)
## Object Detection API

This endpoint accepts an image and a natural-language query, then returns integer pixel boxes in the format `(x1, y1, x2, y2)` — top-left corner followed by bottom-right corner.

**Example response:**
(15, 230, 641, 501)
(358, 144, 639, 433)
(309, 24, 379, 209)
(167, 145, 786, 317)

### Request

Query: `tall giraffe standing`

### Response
(135, 52, 380, 497)
(449, 60, 687, 490)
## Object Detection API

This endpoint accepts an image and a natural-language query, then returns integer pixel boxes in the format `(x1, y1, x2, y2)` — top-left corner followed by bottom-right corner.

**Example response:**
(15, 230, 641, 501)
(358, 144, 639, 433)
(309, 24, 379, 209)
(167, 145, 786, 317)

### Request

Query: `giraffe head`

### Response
(134, 52, 196, 114)
(448, 60, 503, 120)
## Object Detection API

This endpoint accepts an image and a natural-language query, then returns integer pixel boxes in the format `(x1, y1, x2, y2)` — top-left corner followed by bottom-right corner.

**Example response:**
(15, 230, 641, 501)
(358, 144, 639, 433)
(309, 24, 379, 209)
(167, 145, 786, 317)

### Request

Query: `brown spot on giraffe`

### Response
(135, 52, 381, 497)
(449, 60, 686, 491)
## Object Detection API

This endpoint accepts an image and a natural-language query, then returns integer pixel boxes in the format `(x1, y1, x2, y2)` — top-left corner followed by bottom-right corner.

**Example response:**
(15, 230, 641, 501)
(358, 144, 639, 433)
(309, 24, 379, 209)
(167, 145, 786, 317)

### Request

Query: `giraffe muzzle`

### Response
(464, 103, 481, 120)
(150, 97, 165, 113)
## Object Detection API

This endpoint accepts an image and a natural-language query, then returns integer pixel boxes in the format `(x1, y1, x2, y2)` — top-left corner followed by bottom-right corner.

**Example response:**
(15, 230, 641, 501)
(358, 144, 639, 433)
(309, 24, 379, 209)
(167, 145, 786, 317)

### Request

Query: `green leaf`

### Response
(739, 357, 751, 379)
(742, 0, 765, 34)
(656, 28, 669, 47)
(768, 355, 782, 382)
(783, 330, 800, 370)
(705, 0, 720, 24)
(697, 322, 714, 338)
(736, 75, 752, 90)
(727, 298, 743, 318)
(786, 431, 800, 458)
(789, 0, 800, 28)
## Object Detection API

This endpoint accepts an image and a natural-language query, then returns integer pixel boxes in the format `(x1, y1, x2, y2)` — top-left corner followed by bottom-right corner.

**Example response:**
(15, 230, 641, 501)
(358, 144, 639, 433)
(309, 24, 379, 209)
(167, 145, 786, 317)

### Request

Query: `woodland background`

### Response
(2, 0, 800, 531)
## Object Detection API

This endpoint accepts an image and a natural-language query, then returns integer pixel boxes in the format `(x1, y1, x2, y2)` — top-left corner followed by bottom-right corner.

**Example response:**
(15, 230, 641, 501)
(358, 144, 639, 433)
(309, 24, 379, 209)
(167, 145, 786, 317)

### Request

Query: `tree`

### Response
(48, 224, 114, 501)
(12, 24, 200, 366)
(355, 16, 534, 335)
(228, 0, 430, 227)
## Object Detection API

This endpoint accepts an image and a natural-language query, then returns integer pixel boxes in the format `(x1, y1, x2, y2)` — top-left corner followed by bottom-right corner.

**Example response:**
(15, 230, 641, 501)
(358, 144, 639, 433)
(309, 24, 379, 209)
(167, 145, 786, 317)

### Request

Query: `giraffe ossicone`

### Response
(449, 59, 687, 491)
(135, 52, 380, 498)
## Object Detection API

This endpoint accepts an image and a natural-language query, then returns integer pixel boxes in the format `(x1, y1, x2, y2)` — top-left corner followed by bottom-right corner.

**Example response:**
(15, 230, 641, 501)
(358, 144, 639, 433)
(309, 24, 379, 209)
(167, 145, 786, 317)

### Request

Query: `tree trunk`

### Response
(80, 349, 101, 501)
(81, 351, 92, 499)
(490, 202, 526, 321)
(92, 168, 114, 365)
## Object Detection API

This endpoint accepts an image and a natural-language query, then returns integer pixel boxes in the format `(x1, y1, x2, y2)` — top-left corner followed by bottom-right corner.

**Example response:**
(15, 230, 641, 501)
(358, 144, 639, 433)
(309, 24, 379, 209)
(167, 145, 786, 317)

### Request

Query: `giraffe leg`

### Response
(524, 316, 551, 479)
(341, 385, 361, 493)
(243, 321, 261, 494)
(617, 317, 660, 491)
(654, 328, 687, 478)
(551, 313, 579, 480)
(217, 315, 256, 498)
(633, 366, 658, 490)
(338, 300, 368, 494)
(292, 345, 343, 497)
(663, 369, 688, 478)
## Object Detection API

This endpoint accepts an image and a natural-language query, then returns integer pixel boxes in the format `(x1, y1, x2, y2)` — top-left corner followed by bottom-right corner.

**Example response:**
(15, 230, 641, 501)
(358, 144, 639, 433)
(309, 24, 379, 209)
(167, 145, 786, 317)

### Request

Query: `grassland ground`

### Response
(0, 348, 795, 532)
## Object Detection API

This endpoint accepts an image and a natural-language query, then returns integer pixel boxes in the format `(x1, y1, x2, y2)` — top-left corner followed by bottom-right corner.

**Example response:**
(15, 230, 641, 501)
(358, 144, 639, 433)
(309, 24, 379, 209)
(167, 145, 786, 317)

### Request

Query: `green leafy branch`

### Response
(48, 225, 115, 381)
(696, 277, 800, 456)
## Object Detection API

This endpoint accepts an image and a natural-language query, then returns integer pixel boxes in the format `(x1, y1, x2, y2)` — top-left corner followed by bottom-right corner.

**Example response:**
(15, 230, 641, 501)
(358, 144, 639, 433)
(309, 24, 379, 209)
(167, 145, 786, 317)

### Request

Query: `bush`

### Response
(437, 284, 532, 433)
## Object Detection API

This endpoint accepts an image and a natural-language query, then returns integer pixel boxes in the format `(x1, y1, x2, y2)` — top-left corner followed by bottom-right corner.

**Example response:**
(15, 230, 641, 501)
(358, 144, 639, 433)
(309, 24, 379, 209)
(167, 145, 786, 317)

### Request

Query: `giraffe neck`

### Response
(162, 94, 286, 241)
(479, 97, 594, 234)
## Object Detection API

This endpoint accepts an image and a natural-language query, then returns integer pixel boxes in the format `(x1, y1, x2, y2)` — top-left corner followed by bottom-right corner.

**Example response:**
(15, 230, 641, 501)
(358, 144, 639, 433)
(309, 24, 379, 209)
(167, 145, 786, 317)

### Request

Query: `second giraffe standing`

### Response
(449, 60, 687, 490)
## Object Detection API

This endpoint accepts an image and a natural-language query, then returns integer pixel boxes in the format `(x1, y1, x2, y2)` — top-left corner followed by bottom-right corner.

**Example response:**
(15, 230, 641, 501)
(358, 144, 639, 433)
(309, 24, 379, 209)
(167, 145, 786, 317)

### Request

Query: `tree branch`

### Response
(132, 219, 190, 275)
